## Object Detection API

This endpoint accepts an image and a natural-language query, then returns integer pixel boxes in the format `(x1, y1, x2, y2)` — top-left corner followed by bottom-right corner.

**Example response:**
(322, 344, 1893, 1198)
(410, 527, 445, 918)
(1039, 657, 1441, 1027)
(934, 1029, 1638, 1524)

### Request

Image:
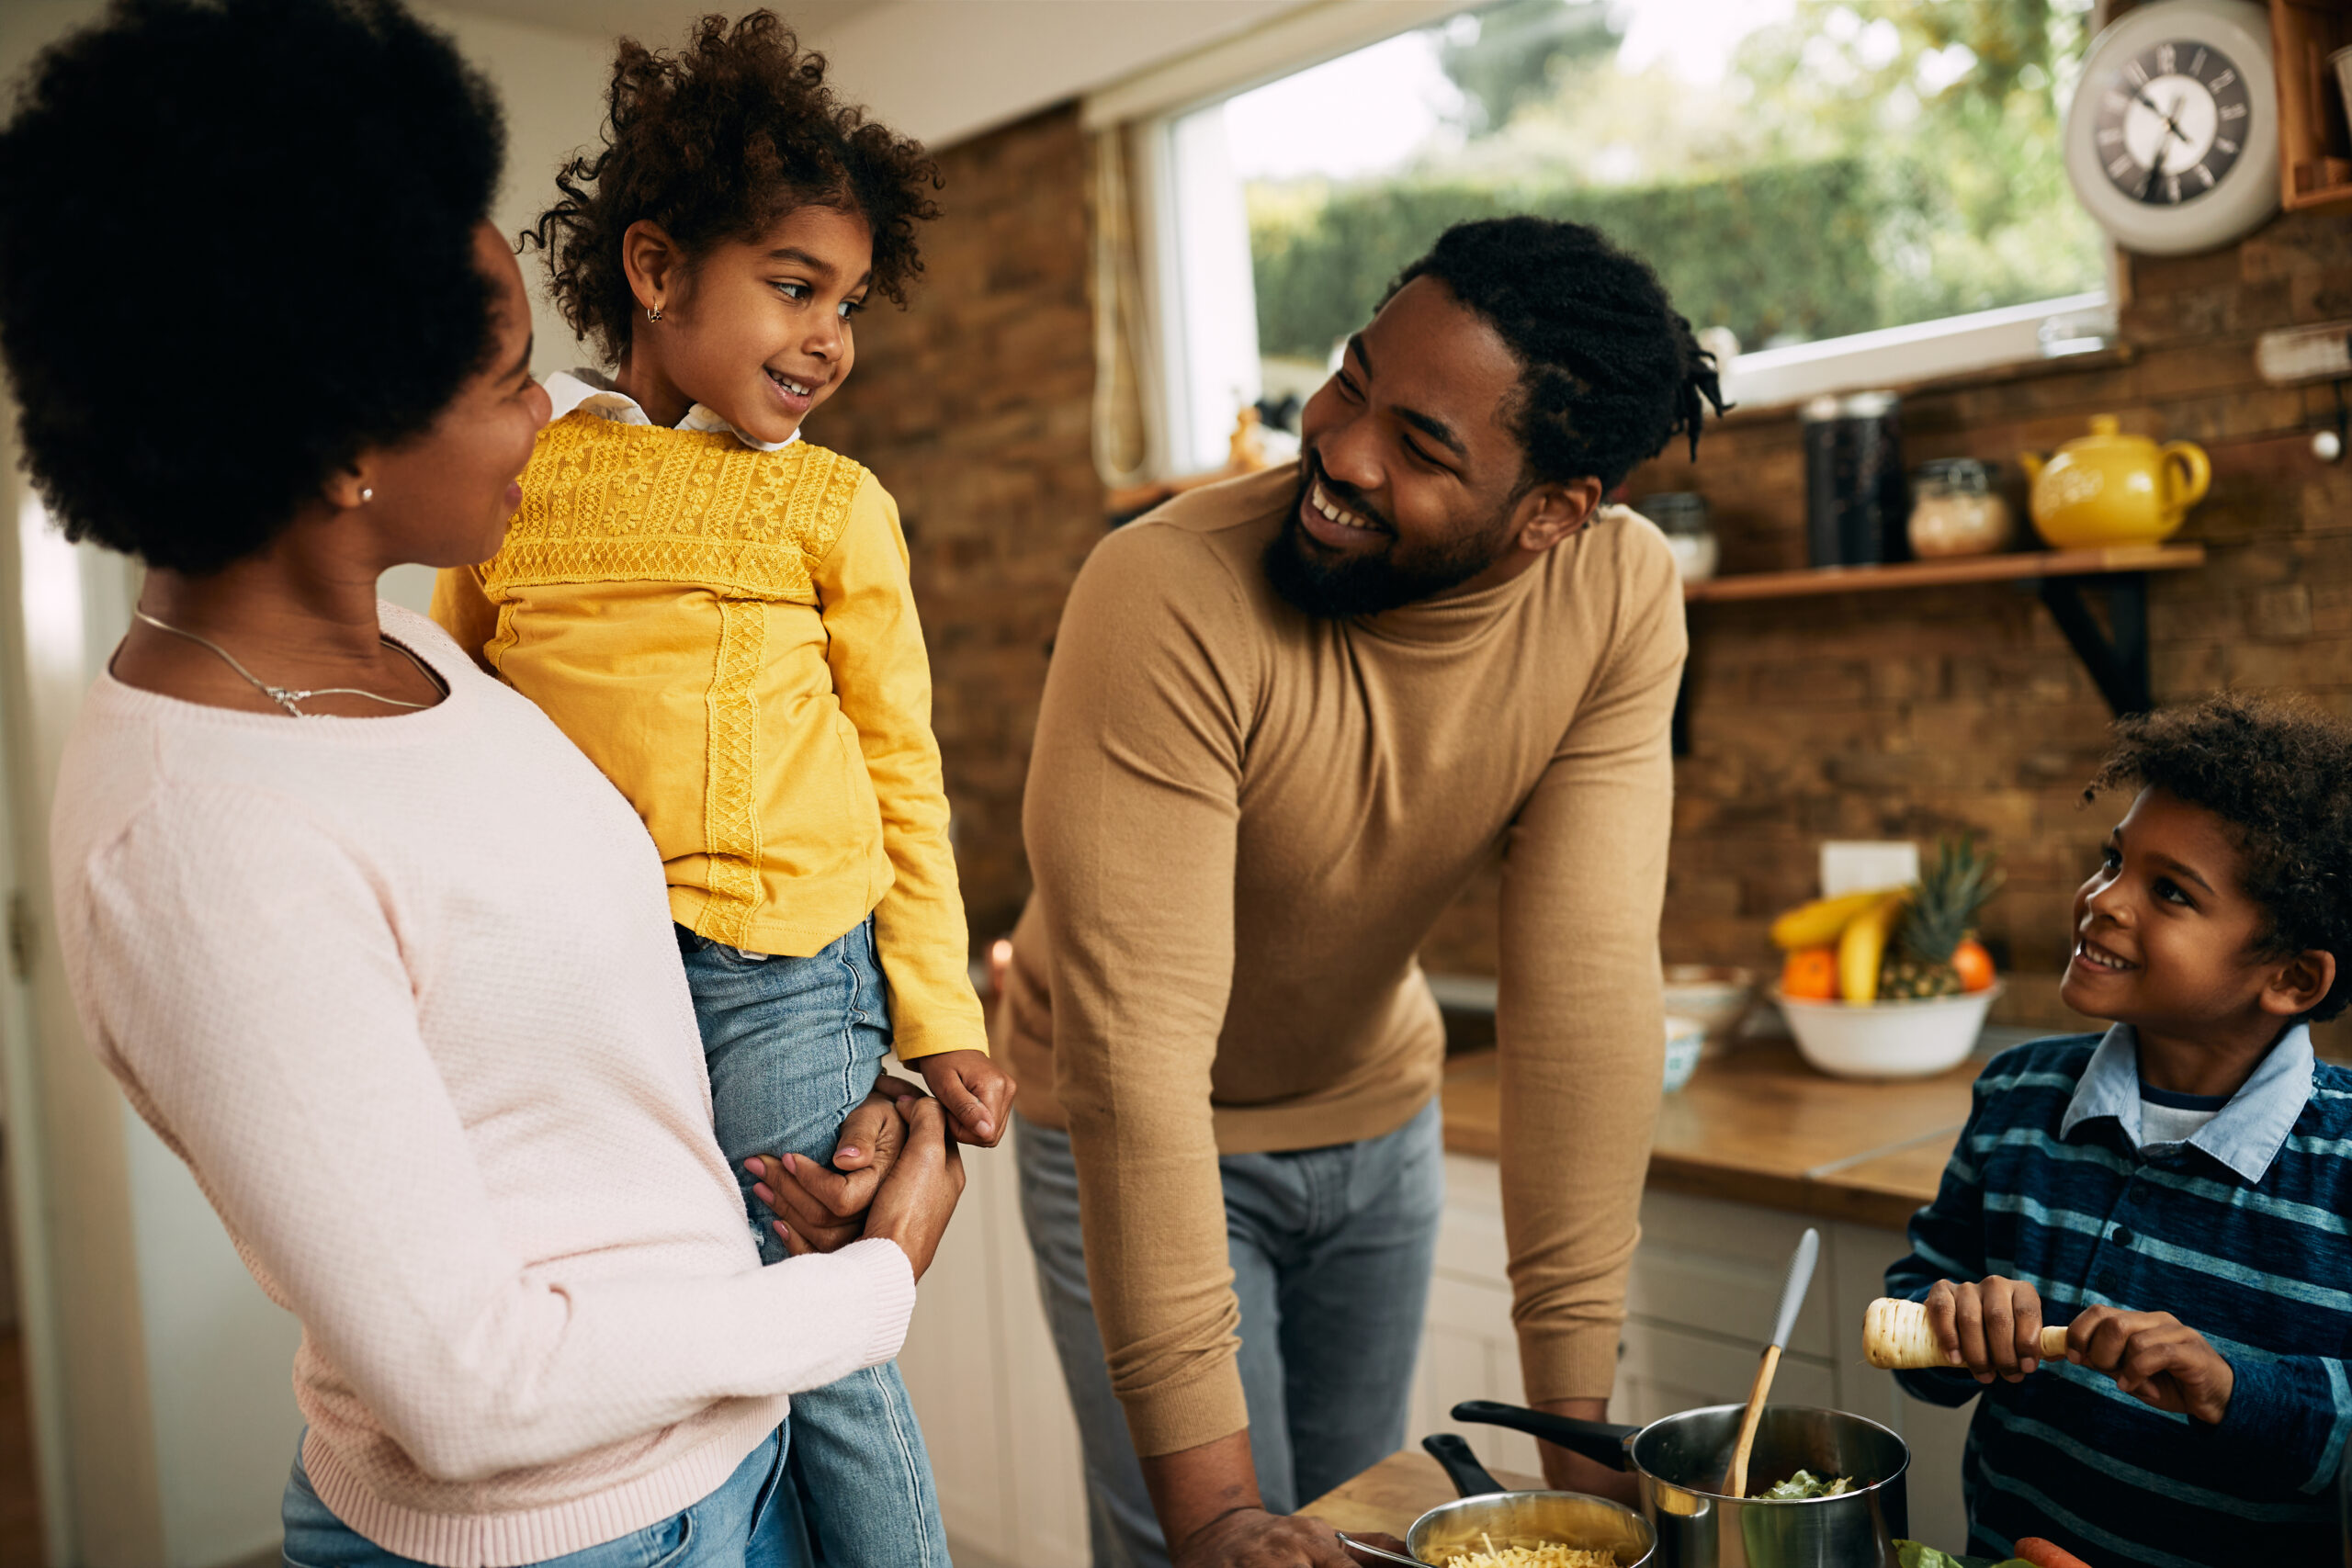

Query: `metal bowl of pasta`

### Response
(1387, 1433, 1658, 1567)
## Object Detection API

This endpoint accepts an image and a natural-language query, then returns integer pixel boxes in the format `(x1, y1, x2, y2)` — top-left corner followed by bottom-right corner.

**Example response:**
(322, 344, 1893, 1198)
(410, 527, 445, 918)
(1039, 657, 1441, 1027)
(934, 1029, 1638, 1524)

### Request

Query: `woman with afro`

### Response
(3, 2, 965, 1565)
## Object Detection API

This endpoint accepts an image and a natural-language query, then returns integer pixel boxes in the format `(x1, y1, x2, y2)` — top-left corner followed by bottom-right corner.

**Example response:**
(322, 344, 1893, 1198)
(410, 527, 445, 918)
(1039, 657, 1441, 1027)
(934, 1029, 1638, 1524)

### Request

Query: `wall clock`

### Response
(2063, 0, 2280, 255)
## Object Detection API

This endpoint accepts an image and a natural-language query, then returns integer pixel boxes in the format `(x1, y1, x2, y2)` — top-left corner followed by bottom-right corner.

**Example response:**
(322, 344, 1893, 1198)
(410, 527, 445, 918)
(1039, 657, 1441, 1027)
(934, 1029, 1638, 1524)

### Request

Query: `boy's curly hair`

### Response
(529, 11, 940, 362)
(2086, 694, 2352, 1021)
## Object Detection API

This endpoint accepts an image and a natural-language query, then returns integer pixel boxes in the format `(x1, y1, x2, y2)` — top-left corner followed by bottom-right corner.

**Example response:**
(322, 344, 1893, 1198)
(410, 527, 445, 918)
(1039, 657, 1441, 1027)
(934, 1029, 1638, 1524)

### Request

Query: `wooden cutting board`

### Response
(1301, 1450, 1546, 1539)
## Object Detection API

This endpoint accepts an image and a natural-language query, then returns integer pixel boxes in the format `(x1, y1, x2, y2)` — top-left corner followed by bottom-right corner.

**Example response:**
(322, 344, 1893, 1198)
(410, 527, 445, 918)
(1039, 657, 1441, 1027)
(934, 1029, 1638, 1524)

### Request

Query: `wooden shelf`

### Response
(2274, 0, 2352, 214)
(1681, 543, 2206, 603)
(1672, 543, 2209, 755)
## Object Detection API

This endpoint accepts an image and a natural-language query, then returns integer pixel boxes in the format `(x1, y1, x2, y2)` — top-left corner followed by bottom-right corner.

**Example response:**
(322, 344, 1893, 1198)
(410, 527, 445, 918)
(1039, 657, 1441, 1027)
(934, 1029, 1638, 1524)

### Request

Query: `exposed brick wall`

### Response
(1430, 209, 2352, 1044)
(816, 97, 2352, 1045)
(807, 104, 1102, 948)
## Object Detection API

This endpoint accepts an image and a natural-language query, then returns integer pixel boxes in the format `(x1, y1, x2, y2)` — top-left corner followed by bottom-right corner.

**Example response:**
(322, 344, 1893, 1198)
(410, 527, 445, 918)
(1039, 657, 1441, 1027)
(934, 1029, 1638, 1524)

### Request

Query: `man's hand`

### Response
(745, 1073, 920, 1252)
(1144, 1431, 1358, 1567)
(1170, 1509, 1367, 1568)
(1925, 1275, 2049, 1382)
(2067, 1304, 2235, 1424)
(1532, 1397, 1638, 1506)
(916, 1048, 1016, 1146)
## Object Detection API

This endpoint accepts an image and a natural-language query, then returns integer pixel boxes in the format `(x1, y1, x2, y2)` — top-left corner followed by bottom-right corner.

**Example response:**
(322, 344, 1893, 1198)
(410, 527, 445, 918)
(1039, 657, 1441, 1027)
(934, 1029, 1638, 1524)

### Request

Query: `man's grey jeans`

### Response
(1013, 1100, 1445, 1568)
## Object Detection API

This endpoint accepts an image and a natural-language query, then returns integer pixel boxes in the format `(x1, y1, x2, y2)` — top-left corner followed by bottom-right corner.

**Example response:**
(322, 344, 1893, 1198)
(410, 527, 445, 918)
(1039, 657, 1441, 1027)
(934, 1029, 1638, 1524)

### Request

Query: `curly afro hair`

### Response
(530, 11, 941, 364)
(0, 0, 505, 576)
(2086, 694, 2352, 1021)
(1387, 217, 1727, 492)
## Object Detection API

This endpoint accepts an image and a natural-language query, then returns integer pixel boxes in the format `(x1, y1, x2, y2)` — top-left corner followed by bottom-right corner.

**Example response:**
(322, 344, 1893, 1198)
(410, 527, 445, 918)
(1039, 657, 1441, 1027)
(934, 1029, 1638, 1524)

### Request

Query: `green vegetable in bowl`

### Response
(1753, 1469, 1855, 1499)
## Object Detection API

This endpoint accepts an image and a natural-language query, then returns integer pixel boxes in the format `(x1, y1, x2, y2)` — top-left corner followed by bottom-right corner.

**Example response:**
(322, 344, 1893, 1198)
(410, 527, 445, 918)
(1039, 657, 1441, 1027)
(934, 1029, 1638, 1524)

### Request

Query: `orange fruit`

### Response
(1954, 937, 1996, 993)
(1781, 945, 1838, 1000)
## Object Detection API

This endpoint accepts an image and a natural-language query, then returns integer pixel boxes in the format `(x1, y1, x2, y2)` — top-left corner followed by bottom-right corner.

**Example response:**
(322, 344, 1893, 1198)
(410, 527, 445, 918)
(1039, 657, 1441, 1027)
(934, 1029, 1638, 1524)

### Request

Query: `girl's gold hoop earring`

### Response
(645, 304, 663, 323)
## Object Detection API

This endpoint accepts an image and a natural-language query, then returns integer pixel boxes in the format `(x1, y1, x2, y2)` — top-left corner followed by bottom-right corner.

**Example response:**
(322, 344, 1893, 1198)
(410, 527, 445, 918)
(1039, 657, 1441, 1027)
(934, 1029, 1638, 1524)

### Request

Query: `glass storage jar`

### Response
(1640, 491, 1718, 581)
(1906, 458, 2014, 558)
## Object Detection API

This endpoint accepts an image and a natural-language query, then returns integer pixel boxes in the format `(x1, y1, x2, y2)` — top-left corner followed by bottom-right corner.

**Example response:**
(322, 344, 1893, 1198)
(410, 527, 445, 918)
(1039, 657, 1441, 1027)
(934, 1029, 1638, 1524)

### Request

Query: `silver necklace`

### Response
(131, 608, 445, 717)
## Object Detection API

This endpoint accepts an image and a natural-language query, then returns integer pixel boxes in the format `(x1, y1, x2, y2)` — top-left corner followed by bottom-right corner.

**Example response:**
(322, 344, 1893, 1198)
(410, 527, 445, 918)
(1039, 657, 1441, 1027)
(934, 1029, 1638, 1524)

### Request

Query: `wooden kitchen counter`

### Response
(1304, 1450, 1544, 1541)
(1442, 1042, 1979, 1231)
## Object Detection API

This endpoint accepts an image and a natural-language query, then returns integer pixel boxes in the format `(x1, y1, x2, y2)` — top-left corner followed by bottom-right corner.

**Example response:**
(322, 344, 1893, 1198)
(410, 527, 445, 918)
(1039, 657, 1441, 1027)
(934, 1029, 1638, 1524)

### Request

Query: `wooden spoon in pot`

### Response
(1724, 1226, 1820, 1499)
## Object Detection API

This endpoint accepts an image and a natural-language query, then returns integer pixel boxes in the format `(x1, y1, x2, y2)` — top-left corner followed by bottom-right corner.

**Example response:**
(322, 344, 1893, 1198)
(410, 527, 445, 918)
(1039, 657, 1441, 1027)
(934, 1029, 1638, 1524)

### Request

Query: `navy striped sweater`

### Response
(1887, 1032, 2351, 1567)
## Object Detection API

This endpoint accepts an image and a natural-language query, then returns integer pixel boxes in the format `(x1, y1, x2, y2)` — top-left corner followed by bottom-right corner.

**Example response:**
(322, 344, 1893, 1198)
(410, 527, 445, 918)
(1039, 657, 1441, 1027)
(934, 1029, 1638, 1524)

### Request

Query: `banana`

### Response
(1837, 892, 1907, 1005)
(1769, 887, 1897, 950)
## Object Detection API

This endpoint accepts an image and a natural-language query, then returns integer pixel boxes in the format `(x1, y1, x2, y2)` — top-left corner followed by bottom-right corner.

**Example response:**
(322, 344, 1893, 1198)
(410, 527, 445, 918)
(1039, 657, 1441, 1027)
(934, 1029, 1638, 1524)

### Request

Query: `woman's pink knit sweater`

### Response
(49, 604, 916, 1567)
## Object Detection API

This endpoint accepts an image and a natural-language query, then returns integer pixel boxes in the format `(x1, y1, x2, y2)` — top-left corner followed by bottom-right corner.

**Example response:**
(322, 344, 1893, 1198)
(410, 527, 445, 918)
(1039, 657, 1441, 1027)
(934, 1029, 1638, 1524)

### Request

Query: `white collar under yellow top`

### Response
(542, 367, 799, 452)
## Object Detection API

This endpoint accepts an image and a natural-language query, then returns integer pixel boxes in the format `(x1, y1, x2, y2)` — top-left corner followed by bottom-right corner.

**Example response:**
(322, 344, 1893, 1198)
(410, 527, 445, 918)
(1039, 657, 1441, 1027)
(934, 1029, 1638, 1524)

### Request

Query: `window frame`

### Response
(1089, 0, 2119, 473)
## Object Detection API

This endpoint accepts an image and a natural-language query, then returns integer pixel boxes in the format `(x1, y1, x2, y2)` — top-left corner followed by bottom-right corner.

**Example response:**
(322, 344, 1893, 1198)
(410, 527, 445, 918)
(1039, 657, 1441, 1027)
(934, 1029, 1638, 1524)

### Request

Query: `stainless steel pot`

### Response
(1452, 1400, 1908, 1568)
(1339, 1433, 1658, 1566)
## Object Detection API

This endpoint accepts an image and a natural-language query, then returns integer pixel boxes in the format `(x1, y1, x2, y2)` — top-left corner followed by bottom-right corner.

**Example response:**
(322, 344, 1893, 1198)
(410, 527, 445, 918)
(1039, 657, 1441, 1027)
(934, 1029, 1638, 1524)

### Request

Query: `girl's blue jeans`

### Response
(677, 915, 949, 1568)
(281, 1427, 791, 1568)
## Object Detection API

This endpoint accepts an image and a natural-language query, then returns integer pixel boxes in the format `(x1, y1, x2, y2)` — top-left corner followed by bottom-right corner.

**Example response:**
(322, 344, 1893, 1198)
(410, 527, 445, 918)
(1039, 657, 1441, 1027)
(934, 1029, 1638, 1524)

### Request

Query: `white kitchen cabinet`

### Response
(898, 1141, 1092, 1568)
(901, 1150, 1973, 1566)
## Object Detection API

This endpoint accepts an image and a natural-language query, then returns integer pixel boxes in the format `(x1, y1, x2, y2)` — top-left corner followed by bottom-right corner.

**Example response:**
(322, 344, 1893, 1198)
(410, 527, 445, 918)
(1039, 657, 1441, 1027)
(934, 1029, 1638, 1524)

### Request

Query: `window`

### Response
(1134, 0, 2113, 473)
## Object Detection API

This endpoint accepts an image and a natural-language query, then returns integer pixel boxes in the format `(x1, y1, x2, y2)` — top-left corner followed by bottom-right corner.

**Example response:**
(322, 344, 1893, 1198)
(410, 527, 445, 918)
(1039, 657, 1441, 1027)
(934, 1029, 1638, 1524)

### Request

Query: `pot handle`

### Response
(1450, 1399, 1641, 1472)
(1421, 1433, 1510, 1499)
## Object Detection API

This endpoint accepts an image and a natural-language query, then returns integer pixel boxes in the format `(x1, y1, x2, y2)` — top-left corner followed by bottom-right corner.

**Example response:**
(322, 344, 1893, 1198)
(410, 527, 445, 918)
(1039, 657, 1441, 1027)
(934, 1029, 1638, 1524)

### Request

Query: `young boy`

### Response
(1887, 694, 2352, 1567)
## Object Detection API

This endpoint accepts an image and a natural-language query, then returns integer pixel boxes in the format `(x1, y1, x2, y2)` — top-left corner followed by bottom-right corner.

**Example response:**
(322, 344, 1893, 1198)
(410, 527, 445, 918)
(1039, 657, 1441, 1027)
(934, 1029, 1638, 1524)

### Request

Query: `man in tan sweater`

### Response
(1005, 217, 1724, 1568)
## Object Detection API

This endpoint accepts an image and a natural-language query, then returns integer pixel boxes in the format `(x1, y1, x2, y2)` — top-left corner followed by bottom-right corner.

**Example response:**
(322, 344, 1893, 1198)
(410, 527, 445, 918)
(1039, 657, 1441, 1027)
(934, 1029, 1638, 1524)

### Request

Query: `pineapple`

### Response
(1880, 838, 2003, 999)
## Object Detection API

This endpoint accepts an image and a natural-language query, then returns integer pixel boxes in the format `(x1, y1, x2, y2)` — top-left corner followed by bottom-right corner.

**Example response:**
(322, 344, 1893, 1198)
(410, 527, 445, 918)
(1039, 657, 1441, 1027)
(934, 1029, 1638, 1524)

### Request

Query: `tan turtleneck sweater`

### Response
(1005, 464, 1683, 1458)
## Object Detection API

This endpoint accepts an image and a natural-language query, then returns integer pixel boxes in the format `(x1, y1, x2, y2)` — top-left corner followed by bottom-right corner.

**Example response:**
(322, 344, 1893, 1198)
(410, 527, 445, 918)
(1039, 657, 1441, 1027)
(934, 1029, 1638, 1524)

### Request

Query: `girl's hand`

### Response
(1925, 1275, 2048, 1382)
(860, 1095, 966, 1280)
(2066, 1305, 2235, 1424)
(916, 1048, 1017, 1146)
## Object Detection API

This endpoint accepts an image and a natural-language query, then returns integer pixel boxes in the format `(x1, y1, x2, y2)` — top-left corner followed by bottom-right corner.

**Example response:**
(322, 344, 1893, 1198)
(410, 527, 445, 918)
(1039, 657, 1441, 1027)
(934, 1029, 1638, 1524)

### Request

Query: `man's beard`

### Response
(1262, 470, 1516, 619)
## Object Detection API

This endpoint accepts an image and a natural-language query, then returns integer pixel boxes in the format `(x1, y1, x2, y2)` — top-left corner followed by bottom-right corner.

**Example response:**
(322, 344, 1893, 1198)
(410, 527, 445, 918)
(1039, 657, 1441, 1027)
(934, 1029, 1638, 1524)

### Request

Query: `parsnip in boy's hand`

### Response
(917, 1049, 1016, 1146)
(1926, 1275, 2052, 1382)
(2066, 1304, 2235, 1424)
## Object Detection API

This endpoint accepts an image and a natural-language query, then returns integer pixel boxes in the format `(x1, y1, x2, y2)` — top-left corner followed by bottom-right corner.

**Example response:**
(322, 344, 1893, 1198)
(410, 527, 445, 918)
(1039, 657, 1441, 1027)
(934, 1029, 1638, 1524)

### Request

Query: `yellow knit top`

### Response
(433, 411, 984, 1061)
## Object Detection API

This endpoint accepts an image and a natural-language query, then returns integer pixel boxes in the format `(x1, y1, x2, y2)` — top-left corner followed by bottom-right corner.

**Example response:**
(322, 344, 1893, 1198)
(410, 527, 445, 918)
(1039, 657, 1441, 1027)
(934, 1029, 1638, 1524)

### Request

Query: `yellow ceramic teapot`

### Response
(2017, 416, 2210, 548)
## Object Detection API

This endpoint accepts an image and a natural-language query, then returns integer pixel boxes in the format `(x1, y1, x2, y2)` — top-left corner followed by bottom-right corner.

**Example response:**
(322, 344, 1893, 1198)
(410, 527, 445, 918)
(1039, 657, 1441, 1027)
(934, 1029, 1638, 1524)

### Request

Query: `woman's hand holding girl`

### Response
(855, 1094, 966, 1280)
(745, 1074, 916, 1251)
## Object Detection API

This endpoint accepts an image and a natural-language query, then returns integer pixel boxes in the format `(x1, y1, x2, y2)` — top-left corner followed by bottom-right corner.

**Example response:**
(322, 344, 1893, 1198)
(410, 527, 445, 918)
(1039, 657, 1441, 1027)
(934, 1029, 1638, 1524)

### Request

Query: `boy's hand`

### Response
(2066, 1305, 2235, 1424)
(1925, 1276, 2049, 1382)
(916, 1049, 1016, 1146)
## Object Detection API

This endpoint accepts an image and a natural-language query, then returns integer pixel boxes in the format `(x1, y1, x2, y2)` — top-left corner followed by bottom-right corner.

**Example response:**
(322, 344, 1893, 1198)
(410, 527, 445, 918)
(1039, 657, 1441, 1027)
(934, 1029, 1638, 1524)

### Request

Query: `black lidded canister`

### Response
(1801, 390, 1910, 567)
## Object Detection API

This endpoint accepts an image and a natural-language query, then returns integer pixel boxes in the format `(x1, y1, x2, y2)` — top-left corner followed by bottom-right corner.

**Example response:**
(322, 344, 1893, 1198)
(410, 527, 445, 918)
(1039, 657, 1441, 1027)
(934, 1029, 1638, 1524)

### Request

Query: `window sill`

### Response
(1717, 292, 2117, 412)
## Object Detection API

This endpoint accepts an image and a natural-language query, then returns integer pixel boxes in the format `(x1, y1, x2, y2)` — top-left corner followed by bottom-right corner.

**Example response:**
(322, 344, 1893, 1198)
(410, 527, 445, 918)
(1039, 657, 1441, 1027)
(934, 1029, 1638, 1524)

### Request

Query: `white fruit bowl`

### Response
(1773, 983, 2003, 1081)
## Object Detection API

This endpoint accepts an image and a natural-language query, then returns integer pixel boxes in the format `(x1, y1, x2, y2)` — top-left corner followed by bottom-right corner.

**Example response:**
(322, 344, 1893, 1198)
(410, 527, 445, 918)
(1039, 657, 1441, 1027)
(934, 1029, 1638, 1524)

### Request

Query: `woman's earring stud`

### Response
(646, 304, 663, 323)
(359, 487, 375, 503)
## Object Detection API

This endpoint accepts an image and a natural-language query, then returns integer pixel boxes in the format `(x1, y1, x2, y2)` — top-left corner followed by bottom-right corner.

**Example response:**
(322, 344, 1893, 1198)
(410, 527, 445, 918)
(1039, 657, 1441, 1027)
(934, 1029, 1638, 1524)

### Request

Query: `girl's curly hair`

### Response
(2086, 694, 2352, 1021)
(529, 11, 941, 362)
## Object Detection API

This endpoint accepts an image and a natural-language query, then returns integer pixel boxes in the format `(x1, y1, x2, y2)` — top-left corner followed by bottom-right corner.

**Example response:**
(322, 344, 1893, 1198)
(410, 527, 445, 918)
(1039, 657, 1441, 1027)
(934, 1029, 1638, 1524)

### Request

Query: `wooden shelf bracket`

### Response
(2036, 571, 2154, 717)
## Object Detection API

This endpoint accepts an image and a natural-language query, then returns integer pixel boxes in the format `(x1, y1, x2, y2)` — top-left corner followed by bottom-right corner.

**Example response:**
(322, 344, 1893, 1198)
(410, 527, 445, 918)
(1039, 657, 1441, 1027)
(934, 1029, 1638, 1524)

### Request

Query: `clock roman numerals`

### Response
(2090, 36, 2252, 206)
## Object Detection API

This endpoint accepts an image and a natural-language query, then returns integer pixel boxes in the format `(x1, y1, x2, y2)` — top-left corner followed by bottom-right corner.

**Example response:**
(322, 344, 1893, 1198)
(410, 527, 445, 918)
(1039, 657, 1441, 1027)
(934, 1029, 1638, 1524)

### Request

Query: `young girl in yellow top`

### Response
(433, 17, 1008, 1564)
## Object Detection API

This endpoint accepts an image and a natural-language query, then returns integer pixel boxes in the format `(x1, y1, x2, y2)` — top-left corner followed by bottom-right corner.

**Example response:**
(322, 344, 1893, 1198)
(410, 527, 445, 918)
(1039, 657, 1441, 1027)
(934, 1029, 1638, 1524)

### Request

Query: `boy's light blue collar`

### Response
(543, 368, 798, 452)
(2059, 1020, 2312, 1184)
